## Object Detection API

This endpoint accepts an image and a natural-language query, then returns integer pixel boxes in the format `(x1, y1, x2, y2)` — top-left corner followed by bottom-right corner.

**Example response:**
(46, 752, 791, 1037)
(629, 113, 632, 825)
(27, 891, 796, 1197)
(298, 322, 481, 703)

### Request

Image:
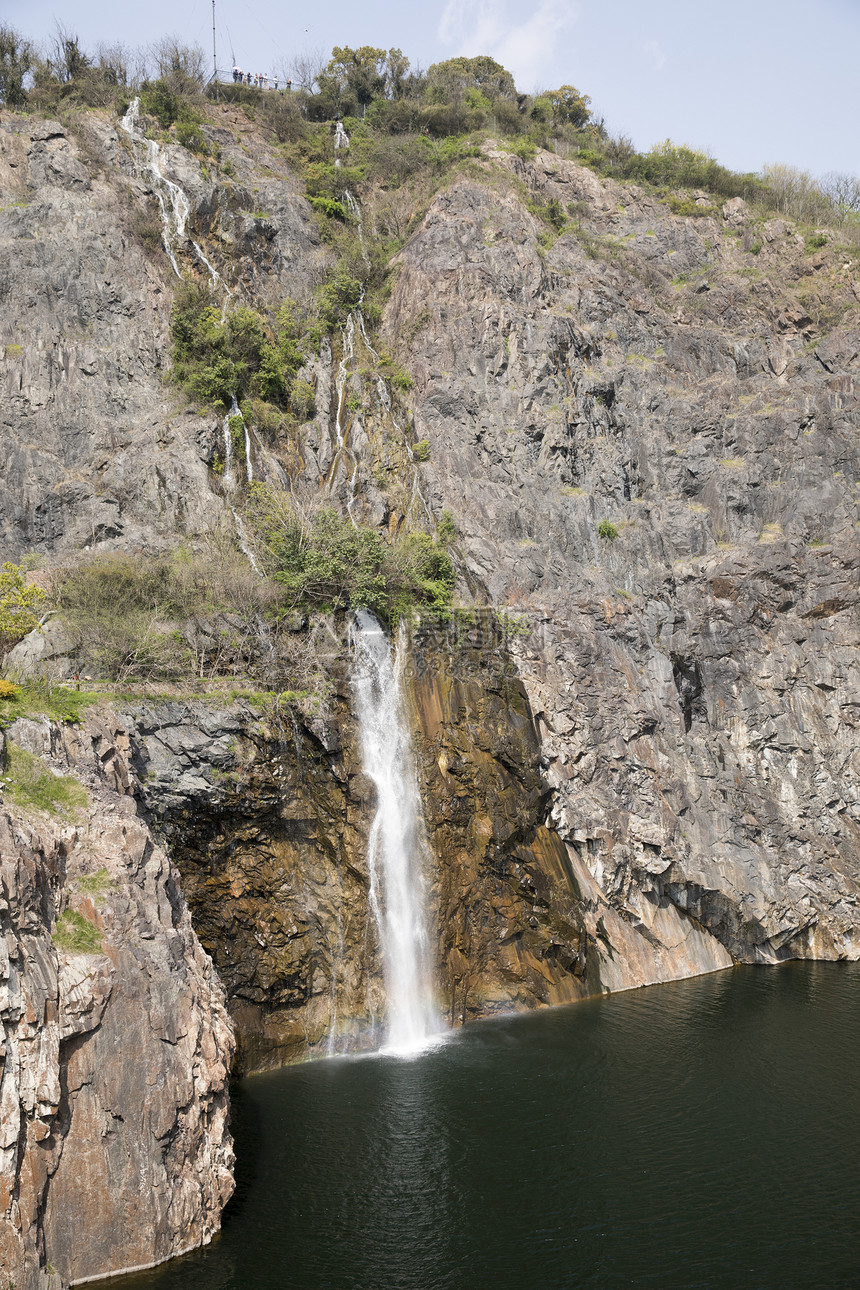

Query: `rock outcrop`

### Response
(0, 709, 234, 1289)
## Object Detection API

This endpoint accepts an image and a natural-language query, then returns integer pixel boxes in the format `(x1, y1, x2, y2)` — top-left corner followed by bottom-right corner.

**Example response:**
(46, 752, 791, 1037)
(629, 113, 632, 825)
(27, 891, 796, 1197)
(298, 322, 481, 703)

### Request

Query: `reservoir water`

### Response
(117, 963, 860, 1289)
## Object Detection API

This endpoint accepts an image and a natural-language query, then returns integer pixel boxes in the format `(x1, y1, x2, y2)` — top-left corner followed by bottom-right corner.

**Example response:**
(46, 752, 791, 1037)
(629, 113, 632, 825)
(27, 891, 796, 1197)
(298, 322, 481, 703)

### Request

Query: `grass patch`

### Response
(0, 681, 100, 730)
(52, 909, 103, 955)
(3, 743, 88, 818)
(77, 868, 114, 897)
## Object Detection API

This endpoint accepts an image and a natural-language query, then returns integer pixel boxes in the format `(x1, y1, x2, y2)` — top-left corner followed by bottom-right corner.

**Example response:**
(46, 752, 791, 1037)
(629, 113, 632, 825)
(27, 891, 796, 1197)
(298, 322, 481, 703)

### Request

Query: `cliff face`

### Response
(0, 711, 234, 1289)
(123, 623, 645, 1069)
(381, 147, 860, 973)
(2, 101, 860, 1082)
(0, 107, 323, 558)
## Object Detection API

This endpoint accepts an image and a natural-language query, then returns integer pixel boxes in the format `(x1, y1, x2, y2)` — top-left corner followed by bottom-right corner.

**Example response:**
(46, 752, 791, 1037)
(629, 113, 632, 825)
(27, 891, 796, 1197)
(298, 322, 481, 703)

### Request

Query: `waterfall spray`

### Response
(350, 611, 439, 1054)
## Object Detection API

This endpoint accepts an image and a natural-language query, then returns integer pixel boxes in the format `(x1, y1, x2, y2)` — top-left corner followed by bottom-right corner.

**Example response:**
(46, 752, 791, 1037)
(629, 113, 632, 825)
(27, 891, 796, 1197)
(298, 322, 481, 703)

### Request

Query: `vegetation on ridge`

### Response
(1, 19, 858, 231)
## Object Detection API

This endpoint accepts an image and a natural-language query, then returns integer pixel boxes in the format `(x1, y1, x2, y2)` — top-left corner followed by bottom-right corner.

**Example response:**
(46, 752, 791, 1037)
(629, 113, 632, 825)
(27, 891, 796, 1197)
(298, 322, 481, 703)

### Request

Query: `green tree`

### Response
(171, 285, 310, 410)
(319, 45, 388, 114)
(543, 85, 591, 129)
(425, 55, 517, 105)
(0, 25, 33, 107)
(385, 48, 410, 99)
(0, 562, 47, 651)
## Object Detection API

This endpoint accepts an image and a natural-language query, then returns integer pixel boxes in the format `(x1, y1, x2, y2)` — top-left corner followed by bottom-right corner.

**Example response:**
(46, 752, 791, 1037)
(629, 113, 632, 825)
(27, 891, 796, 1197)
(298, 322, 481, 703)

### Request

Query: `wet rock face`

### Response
(121, 687, 383, 1071)
(120, 631, 605, 1066)
(383, 147, 860, 976)
(0, 711, 234, 1289)
(409, 622, 593, 1019)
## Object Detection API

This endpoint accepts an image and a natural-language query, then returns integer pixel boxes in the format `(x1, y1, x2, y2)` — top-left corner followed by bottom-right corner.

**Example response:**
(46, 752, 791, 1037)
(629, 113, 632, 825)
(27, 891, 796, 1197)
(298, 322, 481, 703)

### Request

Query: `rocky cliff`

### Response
(0, 106, 323, 558)
(3, 96, 859, 1005)
(383, 147, 860, 974)
(2, 90, 860, 1281)
(0, 710, 234, 1288)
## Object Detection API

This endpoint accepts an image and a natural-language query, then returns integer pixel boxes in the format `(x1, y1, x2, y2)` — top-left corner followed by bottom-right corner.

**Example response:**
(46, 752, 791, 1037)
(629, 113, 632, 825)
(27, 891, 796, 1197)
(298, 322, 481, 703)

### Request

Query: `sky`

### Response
(5, 0, 859, 176)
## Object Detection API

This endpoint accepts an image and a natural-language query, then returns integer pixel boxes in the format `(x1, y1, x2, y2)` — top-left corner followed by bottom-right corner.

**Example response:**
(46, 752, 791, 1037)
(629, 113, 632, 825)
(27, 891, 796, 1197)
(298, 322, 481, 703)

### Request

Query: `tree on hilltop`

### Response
(425, 55, 516, 104)
(0, 25, 33, 107)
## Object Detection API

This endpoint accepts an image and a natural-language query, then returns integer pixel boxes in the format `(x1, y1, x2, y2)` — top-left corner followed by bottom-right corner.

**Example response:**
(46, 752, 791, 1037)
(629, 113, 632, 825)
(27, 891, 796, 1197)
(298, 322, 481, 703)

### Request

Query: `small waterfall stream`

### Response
(120, 97, 229, 292)
(349, 611, 438, 1054)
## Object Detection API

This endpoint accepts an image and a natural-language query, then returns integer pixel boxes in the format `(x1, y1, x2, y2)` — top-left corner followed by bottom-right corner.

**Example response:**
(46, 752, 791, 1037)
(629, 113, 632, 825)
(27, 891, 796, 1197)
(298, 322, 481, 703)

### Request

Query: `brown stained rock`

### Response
(121, 690, 385, 1071)
(408, 626, 593, 1022)
(0, 711, 234, 1288)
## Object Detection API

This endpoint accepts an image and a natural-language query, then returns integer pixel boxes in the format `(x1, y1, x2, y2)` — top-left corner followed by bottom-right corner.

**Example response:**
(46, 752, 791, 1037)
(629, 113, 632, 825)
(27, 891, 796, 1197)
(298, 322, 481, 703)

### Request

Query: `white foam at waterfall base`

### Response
(350, 611, 441, 1056)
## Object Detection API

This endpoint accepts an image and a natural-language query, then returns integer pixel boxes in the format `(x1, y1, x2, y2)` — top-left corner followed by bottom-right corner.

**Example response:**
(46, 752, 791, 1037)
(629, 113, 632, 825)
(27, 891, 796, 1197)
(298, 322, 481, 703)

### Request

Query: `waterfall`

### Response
(243, 419, 254, 483)
(350, 611, 438, 1054)
(221, 399, 261, 572)
(334, 120, 350, 167)
(222, 397, 254, 484)
(222, 405, 236, 490)
(343, 189, 371, 273)
(334, 313, 356, 449)
(230, 506, 262, 574)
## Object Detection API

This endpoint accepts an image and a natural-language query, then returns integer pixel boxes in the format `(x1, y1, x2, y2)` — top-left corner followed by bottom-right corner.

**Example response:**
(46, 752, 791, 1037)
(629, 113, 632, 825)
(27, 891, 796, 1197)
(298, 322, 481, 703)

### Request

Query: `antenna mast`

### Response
(212, 0, 218, 83)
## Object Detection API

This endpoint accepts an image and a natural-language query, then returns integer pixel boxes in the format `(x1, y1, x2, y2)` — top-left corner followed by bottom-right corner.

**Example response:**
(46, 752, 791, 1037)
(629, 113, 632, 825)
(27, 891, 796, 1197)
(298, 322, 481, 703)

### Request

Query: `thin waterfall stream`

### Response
(349, 611, 439, 1054)
(120, 98, 228, 293)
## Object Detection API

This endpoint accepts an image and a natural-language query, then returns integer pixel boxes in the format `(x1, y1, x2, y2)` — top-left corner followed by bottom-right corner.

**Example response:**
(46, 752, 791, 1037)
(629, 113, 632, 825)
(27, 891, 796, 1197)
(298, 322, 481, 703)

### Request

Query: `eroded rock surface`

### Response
(0, 710, 234, 1288)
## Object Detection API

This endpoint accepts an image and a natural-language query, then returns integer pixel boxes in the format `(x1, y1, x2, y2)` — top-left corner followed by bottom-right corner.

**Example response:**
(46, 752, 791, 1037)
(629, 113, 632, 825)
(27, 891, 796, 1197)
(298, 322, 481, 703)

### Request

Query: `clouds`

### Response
(642, 38, 666, 72)
(438, 0, 579, 91)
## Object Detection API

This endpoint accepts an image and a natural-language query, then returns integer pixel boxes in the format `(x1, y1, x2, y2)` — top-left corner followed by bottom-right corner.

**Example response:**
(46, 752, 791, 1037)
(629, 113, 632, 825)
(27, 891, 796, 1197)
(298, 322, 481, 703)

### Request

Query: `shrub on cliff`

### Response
(53, 553, 190, 682)
(52, 542, 284, 684)
(0, 25, 33, 107)
(139, 72, 209, 153)
(0, 562, 46, 654)
(247, 485, 455, 622)
(29, 28, 143, 113)
(170, 285, 306, 410)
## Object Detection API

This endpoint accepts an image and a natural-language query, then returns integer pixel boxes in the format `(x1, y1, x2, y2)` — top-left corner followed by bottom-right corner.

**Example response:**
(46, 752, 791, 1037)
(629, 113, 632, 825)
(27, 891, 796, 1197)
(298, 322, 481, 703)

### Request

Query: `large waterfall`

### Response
(350, 611, 439, 1054)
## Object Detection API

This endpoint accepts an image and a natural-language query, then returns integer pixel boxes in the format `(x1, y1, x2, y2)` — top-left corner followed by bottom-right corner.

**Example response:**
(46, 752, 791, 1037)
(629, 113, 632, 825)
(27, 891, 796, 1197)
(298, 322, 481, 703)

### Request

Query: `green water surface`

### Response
(117, 963, 860, 1289)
